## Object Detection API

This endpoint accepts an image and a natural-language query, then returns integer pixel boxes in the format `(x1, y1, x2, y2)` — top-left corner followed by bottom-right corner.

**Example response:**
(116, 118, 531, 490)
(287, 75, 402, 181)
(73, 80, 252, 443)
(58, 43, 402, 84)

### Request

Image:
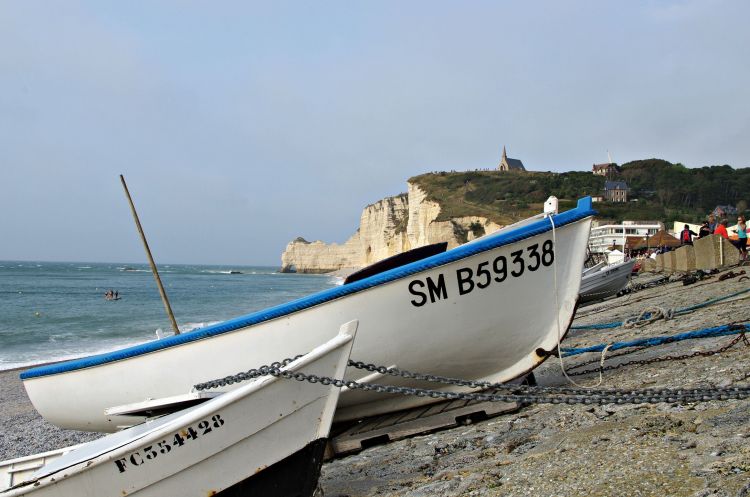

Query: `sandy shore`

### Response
(2, 268, 749, 495)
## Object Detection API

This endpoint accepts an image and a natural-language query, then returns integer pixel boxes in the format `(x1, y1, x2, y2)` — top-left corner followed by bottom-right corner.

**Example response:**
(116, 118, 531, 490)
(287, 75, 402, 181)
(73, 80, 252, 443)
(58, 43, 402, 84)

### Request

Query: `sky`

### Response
(1, 1, 749, 266)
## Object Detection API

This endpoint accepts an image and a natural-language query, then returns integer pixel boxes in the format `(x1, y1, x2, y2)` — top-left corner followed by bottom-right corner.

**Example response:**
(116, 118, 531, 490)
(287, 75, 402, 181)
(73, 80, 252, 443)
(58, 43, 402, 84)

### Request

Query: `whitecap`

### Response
(0, 338, 152, 371)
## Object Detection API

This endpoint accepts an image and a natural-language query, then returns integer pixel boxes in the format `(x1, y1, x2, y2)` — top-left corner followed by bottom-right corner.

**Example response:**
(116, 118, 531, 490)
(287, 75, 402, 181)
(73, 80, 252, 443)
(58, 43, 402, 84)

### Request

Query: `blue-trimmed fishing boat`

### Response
(22, 197, 595, 432)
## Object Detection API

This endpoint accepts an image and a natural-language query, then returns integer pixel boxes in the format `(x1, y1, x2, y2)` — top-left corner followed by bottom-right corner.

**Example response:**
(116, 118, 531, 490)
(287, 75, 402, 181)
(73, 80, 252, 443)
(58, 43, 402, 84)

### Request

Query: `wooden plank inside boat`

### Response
(328, 387, 523, 458)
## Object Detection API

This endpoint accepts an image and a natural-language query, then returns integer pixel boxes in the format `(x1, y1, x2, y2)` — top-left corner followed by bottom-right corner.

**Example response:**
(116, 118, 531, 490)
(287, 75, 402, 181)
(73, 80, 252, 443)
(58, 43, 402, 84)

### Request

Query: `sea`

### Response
(0, 261, 339, 371)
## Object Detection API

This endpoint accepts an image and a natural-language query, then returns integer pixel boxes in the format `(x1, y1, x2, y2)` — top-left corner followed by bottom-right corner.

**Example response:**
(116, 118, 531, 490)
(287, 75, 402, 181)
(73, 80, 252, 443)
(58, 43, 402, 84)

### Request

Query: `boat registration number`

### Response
(113, 414, 225, 473)
(408, 240, 554, 307)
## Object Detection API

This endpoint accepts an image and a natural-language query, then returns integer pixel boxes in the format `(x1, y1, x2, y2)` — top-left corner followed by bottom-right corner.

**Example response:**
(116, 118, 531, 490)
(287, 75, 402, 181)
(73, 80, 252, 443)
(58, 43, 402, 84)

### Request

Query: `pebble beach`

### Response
(2, 268, 749, 496)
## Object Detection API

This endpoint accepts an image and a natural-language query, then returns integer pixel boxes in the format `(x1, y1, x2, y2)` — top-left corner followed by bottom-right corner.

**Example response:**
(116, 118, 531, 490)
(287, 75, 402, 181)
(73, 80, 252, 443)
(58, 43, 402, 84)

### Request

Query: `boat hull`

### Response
(2, 327, 355, 497)
(579, 259, 637, 304)
(22, 200, 594, 432)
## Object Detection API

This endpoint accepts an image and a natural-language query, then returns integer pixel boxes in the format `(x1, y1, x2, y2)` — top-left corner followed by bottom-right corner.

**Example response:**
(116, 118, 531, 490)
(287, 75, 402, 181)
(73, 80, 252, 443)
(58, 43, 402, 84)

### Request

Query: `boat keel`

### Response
(216, 438, 328, 497)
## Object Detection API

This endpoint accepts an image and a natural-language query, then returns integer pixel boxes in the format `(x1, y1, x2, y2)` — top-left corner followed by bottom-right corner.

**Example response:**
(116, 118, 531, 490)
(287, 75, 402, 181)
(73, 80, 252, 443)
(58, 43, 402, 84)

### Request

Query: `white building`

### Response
(589, 220, 663, 253)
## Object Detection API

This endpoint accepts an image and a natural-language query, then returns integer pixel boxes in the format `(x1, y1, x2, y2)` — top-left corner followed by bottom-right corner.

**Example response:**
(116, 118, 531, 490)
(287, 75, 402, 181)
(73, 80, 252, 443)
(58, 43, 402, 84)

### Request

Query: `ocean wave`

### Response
(0, 338, 151, 372)
(201, 270, 251, 275)
(180, 320, 222, 332)
(0, 263, 333, 372)
(154, 320, 222, 338)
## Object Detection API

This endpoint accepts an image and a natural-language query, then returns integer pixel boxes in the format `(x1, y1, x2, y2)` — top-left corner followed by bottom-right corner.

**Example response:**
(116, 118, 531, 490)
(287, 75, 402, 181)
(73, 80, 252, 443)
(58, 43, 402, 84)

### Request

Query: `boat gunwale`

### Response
(7, 332, 354, 494)
(21, 197, 595, 380)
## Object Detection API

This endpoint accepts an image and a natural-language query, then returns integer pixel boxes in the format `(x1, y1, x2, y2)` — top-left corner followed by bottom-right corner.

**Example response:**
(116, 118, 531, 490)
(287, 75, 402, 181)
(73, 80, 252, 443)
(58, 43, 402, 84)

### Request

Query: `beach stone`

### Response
(656, 253, 666, 272)
(675, 245, 696, 272)
(663, 250, 677, 273)
(641, 257, 655, 272)
(694, 234, 741, 270)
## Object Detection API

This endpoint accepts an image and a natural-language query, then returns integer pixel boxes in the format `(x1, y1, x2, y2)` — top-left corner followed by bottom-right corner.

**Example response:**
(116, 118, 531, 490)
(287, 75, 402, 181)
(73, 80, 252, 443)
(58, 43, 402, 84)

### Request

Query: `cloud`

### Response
(0, 2, 748, 264)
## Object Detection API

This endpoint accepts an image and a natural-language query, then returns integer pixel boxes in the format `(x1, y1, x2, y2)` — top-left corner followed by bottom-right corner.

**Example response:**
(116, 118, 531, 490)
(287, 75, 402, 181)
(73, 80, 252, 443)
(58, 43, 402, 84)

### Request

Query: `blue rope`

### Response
(673, 286, 750, 314)
(571, 322, 621, 330)
(572, 286, 750, 330)
(561, 323, 748, 357)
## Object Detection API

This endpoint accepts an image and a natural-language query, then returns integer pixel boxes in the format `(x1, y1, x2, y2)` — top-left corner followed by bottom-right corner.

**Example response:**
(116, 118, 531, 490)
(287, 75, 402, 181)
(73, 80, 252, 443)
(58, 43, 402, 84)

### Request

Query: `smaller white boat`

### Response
(581, 261, 606, 277)
(0, 321, 358, 497)
(579, 259, 637, 304)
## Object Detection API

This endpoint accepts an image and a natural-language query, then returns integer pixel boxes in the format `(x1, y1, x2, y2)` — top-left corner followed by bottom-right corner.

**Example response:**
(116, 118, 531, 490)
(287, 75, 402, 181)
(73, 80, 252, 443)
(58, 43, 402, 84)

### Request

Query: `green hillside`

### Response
(409, 159, 749, 225)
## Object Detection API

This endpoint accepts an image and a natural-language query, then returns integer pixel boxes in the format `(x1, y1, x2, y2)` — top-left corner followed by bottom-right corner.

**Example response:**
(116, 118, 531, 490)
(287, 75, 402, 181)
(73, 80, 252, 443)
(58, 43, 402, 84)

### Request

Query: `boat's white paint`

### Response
(1, 323, 356, 496)
(0, 446, 84, 491)
(579, 259, 637, 304)
(581, 261, 606, 277)
(24, 215, 592, 432)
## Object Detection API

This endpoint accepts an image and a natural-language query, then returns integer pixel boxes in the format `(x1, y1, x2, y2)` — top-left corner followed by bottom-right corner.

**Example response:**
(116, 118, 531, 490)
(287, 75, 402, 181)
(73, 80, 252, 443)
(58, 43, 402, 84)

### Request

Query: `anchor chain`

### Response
(194, 354, 750, 406)
(194, 355, 304, 390)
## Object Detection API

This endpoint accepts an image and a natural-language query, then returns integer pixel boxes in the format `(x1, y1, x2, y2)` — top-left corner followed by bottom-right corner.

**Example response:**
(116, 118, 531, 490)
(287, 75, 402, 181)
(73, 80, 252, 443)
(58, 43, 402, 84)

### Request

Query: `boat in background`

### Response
(1, 322, 357, 497)
(21, 197, 596, 432)
(578, 258, 637, 304)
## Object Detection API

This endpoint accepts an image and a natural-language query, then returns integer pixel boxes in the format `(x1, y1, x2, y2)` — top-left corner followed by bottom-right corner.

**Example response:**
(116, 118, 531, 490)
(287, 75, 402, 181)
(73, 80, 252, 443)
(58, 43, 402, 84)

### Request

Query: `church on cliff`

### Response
(498, 146, 525, 171)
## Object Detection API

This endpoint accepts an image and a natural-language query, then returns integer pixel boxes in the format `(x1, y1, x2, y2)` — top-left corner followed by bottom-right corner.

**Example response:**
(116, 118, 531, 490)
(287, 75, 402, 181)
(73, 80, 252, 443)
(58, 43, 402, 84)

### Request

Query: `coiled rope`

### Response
(572, 286, 750, 330)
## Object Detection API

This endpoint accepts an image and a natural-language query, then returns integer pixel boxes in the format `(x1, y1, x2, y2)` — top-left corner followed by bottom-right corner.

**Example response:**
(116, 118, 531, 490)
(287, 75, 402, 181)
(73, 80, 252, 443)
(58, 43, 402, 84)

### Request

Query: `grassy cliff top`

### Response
(409, 159, 749, 225)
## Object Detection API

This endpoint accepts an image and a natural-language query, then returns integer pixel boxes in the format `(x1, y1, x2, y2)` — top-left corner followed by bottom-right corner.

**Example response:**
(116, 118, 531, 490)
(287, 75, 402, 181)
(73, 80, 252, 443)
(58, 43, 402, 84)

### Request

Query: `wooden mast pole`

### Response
(120, 174, 181, 335)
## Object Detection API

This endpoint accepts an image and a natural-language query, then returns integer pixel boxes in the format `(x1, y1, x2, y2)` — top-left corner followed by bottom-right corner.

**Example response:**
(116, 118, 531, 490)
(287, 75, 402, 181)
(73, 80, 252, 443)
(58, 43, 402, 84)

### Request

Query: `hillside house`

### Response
(712, 205, 738, 219)
(592, 162, 617, 177)
(604, 180, 628, 202)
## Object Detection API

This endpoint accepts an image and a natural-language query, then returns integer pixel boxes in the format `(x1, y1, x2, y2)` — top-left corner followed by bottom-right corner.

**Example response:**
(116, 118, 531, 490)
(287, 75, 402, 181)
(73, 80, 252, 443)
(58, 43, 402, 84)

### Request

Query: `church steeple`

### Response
(498, 145, 525, 172)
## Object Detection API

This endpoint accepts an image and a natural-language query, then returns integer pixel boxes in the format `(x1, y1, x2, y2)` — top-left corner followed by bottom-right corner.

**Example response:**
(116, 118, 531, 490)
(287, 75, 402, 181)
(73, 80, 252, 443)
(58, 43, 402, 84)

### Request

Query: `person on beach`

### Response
(708, 214, 717, 234)
(680, 224, 698, 245)
(698, 221, 711, 239)
(114, 290, 119, 299)
(714, 219, 729, 239)
(734, 215, 747, 261)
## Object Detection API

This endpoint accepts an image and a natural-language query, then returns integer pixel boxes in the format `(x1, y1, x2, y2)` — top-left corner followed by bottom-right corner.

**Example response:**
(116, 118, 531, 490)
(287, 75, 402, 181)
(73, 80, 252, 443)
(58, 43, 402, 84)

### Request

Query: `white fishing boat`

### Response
(21, 197, 596, 432)
(1, 322, 357, 497)
(578, 258, 637, 304)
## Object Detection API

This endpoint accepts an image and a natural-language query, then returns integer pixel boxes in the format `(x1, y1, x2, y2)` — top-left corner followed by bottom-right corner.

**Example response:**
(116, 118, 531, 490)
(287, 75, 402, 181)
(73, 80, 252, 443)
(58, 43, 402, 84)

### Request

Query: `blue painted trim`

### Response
(21, 197, 595, 380)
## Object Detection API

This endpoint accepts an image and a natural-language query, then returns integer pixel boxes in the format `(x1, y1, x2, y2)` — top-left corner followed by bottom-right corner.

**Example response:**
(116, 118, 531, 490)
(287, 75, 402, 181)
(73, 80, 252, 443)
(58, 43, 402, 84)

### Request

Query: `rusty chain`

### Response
(565, 332, 749, 377)
(194, 336, 750, 405)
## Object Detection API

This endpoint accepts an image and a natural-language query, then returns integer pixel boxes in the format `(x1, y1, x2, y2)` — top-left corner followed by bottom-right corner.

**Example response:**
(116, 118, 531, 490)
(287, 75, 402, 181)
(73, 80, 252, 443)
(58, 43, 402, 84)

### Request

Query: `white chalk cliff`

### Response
(280, 183, 502, 273)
